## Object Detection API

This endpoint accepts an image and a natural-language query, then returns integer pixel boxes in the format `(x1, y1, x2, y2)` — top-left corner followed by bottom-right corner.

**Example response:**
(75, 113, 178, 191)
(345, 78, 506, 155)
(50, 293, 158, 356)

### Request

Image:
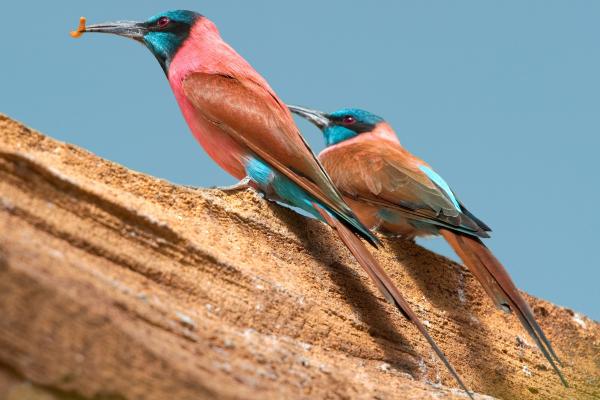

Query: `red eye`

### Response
(157, 16, 170, 28)
(342, 116, 356, 125)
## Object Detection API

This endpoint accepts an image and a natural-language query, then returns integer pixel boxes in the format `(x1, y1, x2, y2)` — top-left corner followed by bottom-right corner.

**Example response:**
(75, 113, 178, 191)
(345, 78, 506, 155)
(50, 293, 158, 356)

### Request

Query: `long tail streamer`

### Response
(440, 229, 567, 387)
(313, 203, 474, 399)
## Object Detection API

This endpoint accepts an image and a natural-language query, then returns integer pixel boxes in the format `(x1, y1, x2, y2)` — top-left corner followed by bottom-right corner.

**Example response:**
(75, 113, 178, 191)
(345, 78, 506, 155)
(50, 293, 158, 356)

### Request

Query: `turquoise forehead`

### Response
(329, 108, 384, 124)
(147, 10, 200, 24)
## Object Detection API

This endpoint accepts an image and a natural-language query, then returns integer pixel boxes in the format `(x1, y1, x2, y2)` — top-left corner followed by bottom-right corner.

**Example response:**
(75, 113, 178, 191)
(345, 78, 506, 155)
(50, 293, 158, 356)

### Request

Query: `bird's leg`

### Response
(185, 177, 257, 193)
(213, 177, 282, 205)
(212, 176, 255, 192)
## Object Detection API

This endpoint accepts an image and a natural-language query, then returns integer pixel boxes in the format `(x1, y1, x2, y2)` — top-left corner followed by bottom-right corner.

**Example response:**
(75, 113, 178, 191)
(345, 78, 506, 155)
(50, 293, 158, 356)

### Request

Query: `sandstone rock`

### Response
(0, 114, 598, 400)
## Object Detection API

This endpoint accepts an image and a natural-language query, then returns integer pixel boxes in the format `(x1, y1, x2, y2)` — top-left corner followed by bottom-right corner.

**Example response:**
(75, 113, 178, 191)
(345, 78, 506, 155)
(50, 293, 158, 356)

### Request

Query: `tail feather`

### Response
(440, 229, 568, 387)
(313, 203, 474, 399)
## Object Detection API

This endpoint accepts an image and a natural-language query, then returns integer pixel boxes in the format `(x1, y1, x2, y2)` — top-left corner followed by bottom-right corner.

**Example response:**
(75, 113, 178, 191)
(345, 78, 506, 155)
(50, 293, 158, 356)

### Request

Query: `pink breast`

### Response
(170, 87, 247, 180)
(166, 19, 253, 180)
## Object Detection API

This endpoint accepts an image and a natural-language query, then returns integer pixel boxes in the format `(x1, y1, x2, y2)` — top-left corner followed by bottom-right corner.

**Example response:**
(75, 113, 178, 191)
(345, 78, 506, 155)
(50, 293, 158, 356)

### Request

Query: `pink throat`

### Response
(167, 18, 276, 96)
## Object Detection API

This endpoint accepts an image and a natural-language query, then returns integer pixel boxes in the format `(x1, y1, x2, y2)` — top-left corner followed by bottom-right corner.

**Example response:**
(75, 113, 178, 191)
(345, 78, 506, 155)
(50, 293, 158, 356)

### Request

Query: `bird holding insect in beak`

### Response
(288, 104, 568, 387)
(72, 10, 474, 397)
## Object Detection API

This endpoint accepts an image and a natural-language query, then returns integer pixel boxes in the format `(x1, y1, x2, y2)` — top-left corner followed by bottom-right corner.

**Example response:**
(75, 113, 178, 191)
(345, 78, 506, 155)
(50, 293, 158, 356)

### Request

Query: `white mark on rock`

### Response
(176, 311, 196, 329)
(47, 166, 79, 186)
(398, 371, 414, 381)
(299, 357, 310, 367)
(318, 364, 331, 374)
(522, 365, 532, 377)
(257, 367, 278, 380)
(243, 328, 256, 340)
(212, 361, 232, 373)
(299, 341, 312, 351)
(457, 272, 467, 304)
(573, 313, 587, 329)
(0, 197, 14, 211)
(378, 362, 391, 372)
(49, 249, 64, 259)
(418, 358, 427, 374)
(469, 315, 480, 326)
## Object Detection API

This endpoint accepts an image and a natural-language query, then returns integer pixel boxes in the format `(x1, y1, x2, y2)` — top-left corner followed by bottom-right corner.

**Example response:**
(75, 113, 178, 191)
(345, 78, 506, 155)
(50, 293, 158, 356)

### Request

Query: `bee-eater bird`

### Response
(75, 10, 474, 397)
(288, 105, 568, 387)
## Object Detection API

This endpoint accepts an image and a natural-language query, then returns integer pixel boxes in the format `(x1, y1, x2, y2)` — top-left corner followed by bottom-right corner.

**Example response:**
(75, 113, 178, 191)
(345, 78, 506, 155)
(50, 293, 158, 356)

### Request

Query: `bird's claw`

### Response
(213, 177, 253, 192)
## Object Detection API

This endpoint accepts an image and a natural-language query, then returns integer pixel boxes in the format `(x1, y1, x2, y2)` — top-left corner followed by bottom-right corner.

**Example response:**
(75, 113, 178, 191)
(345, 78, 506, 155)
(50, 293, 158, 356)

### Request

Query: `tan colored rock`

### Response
(0, 114, 597, 400)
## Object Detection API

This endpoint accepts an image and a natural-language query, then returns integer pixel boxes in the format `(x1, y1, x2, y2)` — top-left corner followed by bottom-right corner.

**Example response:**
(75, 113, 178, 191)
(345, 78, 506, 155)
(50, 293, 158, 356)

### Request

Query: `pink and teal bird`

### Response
(77, 10, 474, 396)
(289, 105, 568, 386)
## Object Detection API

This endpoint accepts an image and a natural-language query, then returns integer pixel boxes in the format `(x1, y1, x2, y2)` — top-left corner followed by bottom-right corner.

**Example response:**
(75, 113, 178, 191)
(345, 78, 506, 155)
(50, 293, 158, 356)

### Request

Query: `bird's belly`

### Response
(174, 91, 248, 180)
(344, 197, 434, 239)
(342, 197, 383, 230)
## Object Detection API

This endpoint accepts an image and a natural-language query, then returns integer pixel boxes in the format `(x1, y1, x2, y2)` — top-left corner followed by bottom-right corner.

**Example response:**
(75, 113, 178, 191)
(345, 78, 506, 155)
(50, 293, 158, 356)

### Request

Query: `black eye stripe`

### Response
(330, 118, 375, 133)
(146, 19, 188, 34)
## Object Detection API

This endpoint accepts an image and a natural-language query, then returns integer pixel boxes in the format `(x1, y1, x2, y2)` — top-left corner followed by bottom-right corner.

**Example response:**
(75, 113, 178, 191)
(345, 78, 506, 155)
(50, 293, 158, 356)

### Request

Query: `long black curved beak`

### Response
(85, 21, 147, 43)
(288, 105, 330, 130)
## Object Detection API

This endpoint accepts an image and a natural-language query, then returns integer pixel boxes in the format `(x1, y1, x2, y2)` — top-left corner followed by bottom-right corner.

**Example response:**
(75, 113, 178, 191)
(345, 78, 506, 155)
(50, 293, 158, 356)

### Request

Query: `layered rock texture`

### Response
(0, 114, 598, 400)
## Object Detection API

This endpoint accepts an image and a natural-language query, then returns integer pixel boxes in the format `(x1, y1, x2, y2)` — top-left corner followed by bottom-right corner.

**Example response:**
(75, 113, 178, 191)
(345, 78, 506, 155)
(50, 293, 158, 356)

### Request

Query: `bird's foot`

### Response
(212, 176, 255, 192)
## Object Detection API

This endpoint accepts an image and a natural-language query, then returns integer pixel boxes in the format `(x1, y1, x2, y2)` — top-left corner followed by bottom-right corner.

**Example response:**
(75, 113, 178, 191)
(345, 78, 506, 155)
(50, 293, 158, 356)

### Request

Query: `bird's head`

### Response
(288, 105, 385, 146)
(83, 10, 202, 73)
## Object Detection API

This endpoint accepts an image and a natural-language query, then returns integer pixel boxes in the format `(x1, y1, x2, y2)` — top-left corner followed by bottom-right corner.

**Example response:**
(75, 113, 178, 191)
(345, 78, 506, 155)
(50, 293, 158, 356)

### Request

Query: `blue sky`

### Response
(1, 1, 598, 320)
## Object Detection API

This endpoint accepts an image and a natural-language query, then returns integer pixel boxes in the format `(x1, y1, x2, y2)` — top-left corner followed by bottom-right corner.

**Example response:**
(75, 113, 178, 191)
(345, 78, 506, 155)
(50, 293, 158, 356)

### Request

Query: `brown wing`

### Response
(182, 73, 378, 244)
(320, 140, 485, 236)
